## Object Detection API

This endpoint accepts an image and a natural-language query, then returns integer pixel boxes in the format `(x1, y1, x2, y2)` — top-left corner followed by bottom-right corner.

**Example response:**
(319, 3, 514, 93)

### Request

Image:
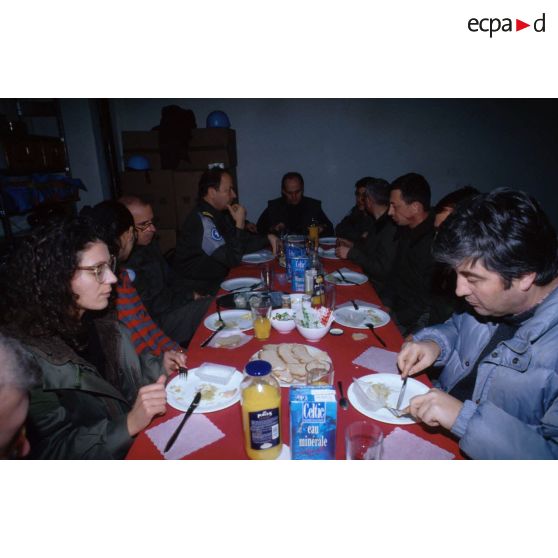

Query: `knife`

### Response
(395, 376, 408, 411)
(350, 299, 359, 310)
(364, 322, 387, 348)
(164, 391, 202, 453)
(336, 269, 359, 286)
(200, 323, 225, 347)
(229, 282, 261, 293)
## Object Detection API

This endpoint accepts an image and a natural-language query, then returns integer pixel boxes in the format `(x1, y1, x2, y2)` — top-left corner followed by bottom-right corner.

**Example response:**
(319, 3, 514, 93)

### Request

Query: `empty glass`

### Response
(260, 264, 274, 291)
(306, 361, 334, 385)
(345, 421, 384, 460)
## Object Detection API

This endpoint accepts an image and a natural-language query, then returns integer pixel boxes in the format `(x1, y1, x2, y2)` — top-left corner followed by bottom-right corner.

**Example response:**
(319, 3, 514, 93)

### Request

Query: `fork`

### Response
(386, 406, 412, 418)
(178, 366, 188, 379)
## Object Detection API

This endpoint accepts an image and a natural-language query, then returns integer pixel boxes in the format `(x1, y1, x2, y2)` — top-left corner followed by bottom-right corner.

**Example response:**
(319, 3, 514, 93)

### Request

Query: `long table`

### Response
(127, 257, 464, 459)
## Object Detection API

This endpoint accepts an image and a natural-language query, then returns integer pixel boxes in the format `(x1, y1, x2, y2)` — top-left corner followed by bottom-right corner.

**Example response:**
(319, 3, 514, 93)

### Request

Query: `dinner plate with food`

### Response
(347, 373, 429, 425)
(203, 309, 253, 332)
(166, 365, 243, 413)
(333, 305, 390, 329)
(250, 343, 332, 386)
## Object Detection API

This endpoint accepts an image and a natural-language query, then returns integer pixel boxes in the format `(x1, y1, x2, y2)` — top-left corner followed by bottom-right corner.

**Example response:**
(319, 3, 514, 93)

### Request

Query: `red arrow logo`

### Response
(516, 19, 530, 31)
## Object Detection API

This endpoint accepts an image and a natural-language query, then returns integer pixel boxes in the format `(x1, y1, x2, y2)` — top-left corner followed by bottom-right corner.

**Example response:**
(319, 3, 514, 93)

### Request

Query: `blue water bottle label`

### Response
(249, 407, 280, 450)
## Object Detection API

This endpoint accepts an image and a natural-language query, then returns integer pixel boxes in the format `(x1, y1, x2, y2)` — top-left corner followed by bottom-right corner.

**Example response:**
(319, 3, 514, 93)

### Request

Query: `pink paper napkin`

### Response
(146, 413, 225, 460)
(382, 427, 454, 460)
(352, 346, 399, 374)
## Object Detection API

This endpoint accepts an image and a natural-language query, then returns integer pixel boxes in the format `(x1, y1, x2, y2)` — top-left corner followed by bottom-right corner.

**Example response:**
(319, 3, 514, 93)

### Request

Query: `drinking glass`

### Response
(250, 295, 272, 340)
(260, 264, 274, 291)
(306, 361, 334, 385)
(345, 421, 384, 460)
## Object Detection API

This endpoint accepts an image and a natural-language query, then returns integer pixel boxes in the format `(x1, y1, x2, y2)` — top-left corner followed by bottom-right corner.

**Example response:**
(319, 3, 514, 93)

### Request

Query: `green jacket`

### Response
(10, 317, 165, 459)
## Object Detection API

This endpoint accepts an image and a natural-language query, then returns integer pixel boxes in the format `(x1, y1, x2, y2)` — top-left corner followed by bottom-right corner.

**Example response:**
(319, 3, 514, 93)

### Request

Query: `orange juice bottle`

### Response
(241, 360, 282, 459)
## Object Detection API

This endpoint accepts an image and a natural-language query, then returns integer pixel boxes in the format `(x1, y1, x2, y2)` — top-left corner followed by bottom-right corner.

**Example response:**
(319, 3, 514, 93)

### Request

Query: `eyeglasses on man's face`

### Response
(134, 220, 155, 232)
(76, 255, 117, 284)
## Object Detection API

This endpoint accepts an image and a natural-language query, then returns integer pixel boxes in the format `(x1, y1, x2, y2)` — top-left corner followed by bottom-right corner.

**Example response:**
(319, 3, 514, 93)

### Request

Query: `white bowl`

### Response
(295, 322, 330, 342)
(270, 308, 296, 333)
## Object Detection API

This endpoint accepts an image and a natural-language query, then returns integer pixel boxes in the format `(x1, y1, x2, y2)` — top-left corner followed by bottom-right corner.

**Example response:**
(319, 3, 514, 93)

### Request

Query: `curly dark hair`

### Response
(80, 200, 134, 259)
(0, 217, 104, 346)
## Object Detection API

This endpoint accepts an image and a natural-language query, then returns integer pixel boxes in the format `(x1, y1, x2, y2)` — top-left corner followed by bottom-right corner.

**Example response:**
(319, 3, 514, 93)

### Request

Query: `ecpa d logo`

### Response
(468, 13, 546, 37)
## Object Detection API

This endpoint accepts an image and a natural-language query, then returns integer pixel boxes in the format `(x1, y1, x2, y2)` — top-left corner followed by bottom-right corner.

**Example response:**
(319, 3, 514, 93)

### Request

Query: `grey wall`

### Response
(110, 98, 558, 227)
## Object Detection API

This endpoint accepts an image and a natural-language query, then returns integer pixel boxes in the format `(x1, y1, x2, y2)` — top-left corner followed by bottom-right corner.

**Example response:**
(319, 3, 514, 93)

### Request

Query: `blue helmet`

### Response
(206, 110, 231, 128)
(126, 154, 151, 171)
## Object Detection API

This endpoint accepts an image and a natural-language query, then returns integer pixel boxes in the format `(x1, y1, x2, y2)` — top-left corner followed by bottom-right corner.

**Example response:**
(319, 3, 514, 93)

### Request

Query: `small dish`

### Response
(270, 308, 296, 334)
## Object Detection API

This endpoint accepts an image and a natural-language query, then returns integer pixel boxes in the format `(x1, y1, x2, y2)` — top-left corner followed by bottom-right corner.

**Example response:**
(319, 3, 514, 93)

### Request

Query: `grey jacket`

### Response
(414, 286, 558, 459)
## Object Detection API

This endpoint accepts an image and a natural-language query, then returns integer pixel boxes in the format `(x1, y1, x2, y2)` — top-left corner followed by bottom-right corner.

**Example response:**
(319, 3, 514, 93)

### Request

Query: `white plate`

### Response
(319, 237, 337, 246)
(204, 309, 254, 332)
(333, 305, 390, 329)
(347, 373, 429, 425)
(318, 247, 339, 260)
(249, 343, 332, 387)
(166, 368, 243, 413)
(220, 277, 262, 292)
(325, 270, 368, 286)
(242, 250, 275, 264)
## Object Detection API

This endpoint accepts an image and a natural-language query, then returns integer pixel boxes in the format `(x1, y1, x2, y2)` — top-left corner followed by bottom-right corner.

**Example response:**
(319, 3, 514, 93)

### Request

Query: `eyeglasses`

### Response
(76, 255, 117, 284)
(135, 220, 155, 232)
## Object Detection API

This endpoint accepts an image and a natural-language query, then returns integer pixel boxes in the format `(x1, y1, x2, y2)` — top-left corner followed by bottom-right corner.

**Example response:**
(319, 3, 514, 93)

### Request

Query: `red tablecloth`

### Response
(126, 257, 464, 460)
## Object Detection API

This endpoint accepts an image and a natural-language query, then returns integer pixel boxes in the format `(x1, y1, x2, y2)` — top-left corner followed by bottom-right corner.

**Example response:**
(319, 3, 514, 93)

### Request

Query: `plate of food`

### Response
(242, 250, 275, 264)
(220, 277, 262, 292)
(166, 367, 243, 413)
(347, 373, 429, 425)
(318, 247, 339, 260)
(203, 309, 253, 332)
(250, 343, 332, 386)
(333, 305, 390, 329)
(325, 270, 368, 286)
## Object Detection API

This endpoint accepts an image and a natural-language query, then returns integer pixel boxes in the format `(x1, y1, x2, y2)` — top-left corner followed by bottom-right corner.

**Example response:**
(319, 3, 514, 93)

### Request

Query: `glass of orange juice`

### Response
(250, 295, 272, 340)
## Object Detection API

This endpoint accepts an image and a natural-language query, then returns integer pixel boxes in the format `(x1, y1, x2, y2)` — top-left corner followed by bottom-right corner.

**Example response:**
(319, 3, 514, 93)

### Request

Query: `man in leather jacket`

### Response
(256, 171, 334, 236)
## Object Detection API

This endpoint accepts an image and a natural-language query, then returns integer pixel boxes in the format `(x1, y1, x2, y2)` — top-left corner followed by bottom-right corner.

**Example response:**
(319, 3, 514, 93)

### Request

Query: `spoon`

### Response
(337, 380, 349, 410)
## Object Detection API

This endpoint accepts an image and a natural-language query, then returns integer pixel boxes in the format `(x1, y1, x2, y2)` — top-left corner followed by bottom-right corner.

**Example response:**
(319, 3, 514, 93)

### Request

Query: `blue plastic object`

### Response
(126, 154, 151, 171)
(206, 110, 231, 128)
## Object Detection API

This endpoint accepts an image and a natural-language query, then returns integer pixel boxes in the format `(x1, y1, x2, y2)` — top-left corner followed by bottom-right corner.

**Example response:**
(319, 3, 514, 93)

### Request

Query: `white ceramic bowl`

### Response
(295, 322, 330, 342)
(270, 308, 296, 333)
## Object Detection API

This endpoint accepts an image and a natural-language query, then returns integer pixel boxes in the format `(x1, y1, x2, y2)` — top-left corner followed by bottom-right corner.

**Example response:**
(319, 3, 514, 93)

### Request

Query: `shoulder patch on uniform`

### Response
(211, 227, 223, 241)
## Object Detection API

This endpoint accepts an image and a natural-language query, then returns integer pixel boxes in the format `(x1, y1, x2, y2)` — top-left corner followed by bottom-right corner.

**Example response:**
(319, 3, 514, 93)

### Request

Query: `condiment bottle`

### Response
(241, 360, 282, 459)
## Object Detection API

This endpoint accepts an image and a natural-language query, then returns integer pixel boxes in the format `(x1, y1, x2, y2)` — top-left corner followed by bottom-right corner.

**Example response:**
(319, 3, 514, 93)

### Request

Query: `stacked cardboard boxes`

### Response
(120, 128, 238, 252)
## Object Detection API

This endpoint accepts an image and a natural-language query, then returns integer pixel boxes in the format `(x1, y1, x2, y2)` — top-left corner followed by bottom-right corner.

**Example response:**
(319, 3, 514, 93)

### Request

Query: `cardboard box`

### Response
(189, 128, 236, 148)
(120, 170, 176, 228)
(290, 386, 337, 460)
(157, 228, 176, 255)
(174, 171, 203, 226)
(177, 147, 237, 170)
(121, 131, 159, 152)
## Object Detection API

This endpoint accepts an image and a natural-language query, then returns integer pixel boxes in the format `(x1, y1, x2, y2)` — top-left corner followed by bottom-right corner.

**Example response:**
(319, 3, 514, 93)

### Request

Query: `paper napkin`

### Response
(352, 346, 399, 374)
(146, 413, 225, 460)
(207, 328, 253, 349)
(381, 427, 454, 460)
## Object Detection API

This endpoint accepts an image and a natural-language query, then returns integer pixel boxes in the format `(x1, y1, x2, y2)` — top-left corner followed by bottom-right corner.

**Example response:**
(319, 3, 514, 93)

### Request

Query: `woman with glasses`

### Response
(81, 200, 181, 356)
(0, 217, 186, 459)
